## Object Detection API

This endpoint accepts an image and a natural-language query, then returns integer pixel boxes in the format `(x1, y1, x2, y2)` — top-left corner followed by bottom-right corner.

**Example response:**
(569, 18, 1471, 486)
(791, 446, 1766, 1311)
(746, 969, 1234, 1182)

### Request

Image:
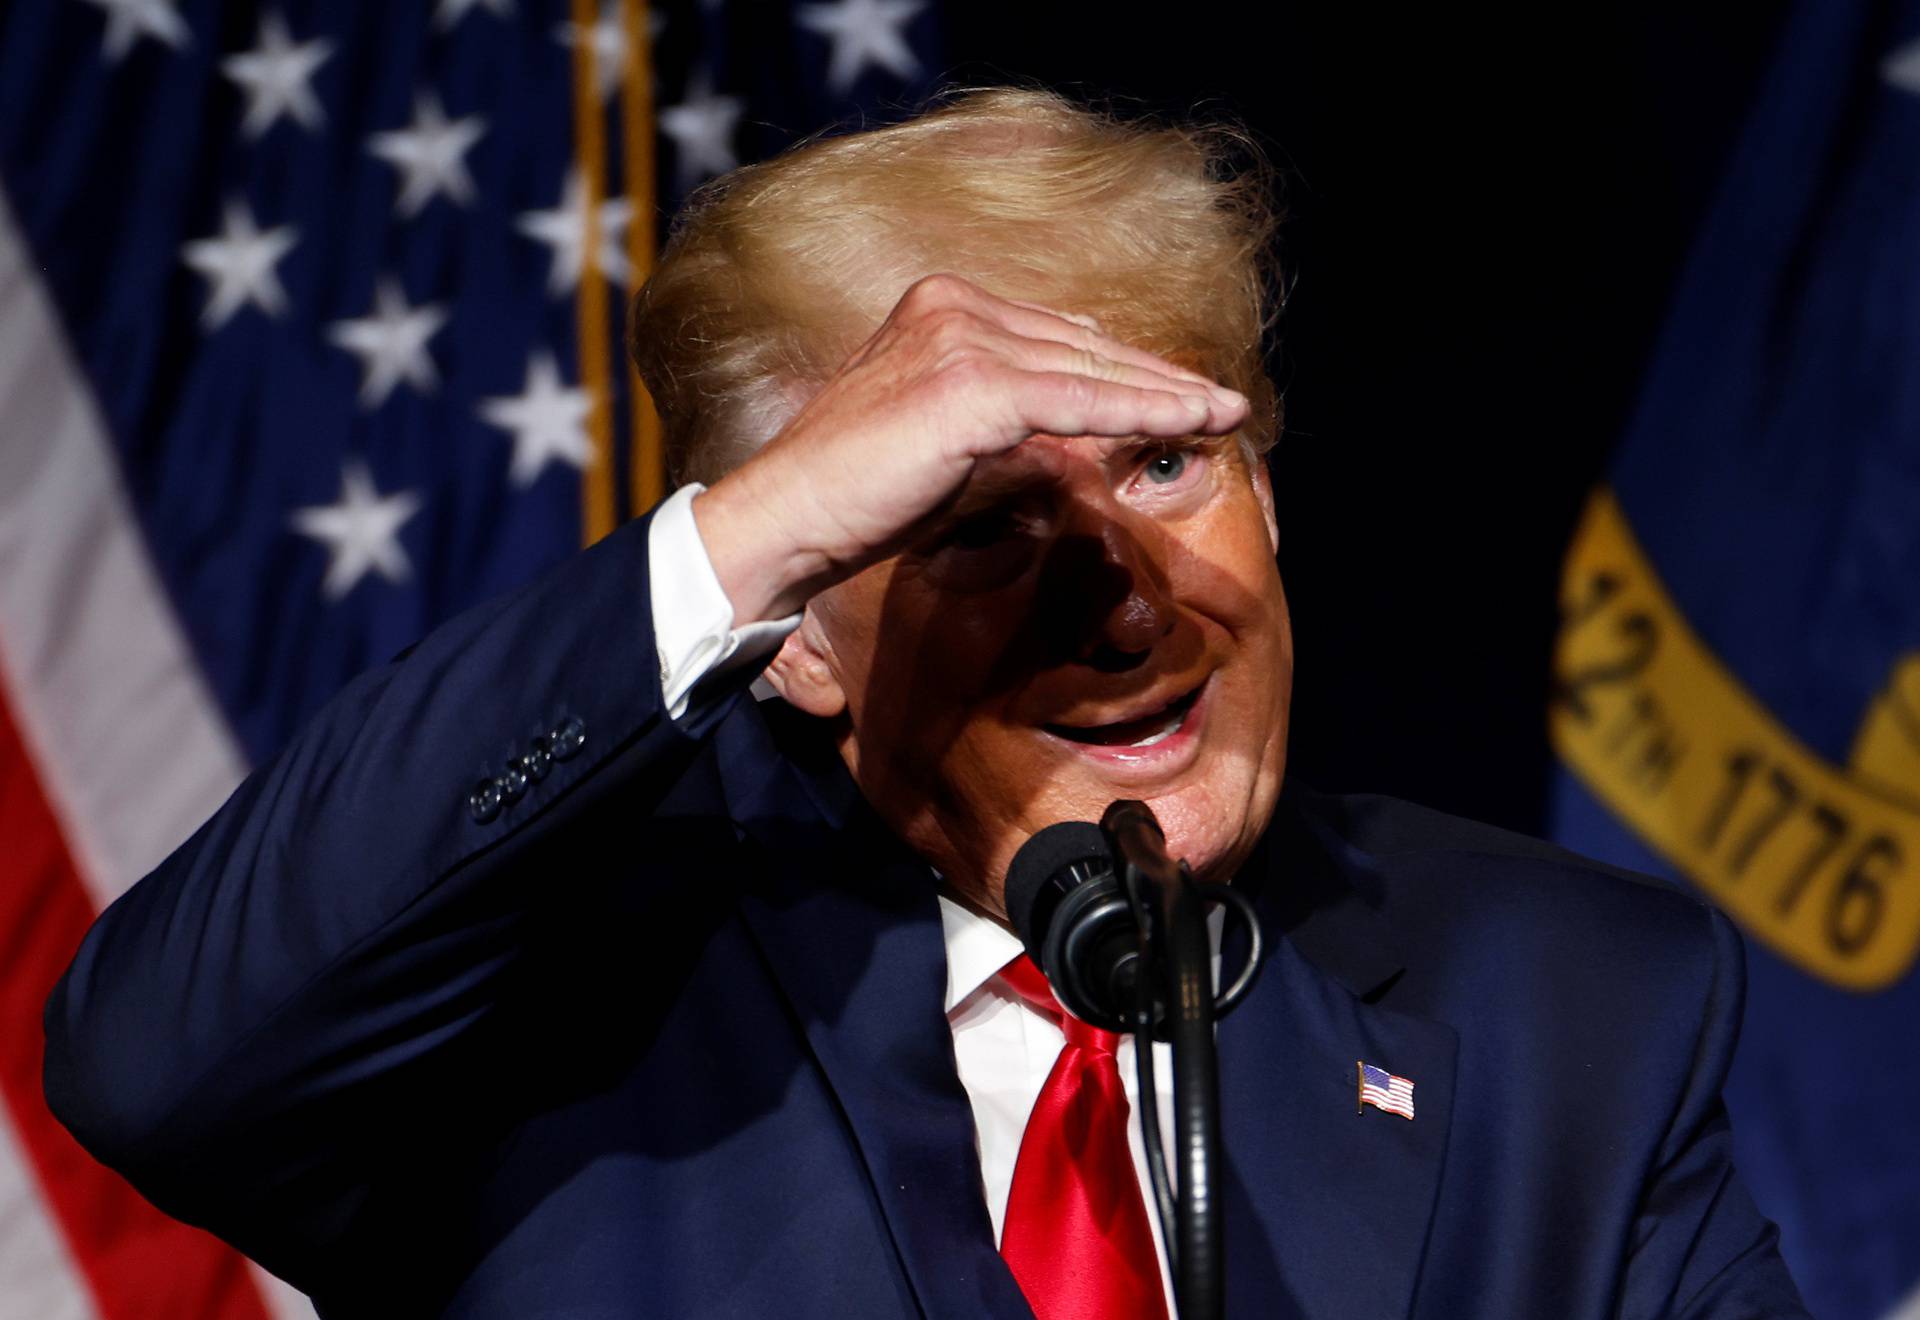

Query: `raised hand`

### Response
(691, 273, 1251, 624)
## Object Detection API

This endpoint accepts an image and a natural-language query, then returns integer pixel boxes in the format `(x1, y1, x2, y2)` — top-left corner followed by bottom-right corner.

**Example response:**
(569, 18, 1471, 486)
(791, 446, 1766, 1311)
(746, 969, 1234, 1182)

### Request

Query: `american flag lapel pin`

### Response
(1357, 1061, 1416, 1120)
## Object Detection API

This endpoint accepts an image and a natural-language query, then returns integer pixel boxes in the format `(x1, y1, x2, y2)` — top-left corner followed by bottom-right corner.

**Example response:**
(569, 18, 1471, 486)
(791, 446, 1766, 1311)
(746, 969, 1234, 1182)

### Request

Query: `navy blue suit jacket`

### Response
(44, 510, 1810, 1318)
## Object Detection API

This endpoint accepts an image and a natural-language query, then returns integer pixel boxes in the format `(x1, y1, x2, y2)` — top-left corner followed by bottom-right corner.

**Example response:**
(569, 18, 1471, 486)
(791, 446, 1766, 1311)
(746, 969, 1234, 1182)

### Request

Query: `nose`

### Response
(1059, 512, 1176, 674)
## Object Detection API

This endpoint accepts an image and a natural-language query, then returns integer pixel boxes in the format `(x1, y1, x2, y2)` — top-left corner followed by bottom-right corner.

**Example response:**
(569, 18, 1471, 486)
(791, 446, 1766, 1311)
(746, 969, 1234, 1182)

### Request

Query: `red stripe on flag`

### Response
(0, 684, 271, 1320)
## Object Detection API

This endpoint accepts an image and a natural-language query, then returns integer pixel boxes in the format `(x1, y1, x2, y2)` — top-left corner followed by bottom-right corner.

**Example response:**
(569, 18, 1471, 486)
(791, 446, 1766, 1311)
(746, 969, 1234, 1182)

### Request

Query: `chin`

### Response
(1143, 782, 1259, 882)
(1049, 762, 1267, 887)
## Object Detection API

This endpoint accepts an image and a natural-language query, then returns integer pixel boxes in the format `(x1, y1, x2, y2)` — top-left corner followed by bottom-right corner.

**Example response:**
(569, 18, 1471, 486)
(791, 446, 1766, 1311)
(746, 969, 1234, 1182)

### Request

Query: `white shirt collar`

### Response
(937, 893, 1025, 1015)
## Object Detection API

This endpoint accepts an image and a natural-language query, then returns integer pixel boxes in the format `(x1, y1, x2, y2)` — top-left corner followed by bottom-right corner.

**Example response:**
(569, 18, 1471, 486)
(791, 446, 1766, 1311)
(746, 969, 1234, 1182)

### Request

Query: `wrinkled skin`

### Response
(695, 274, 1289, 917)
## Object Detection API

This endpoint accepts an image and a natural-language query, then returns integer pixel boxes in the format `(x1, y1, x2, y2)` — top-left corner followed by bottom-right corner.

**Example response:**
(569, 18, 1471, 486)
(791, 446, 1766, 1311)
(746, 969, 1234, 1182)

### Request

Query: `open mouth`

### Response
(1043, 685, 1204, 749)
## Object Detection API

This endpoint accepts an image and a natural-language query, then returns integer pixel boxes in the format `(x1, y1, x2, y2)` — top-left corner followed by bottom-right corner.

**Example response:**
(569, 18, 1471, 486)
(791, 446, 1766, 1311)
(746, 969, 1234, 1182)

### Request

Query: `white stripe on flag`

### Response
(249, 1262, 319, 1319)
(0, 1114, 95, 1320)
(0, 188, 314, 1320)
(0, 184, 248, 909)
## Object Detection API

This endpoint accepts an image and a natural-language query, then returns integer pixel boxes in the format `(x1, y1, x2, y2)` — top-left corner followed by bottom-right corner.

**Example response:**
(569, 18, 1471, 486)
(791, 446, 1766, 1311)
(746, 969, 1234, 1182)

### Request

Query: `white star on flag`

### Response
(516, 168, 632, 296)
(479, 352, 596, 488)
(434, 0, 512, 31)
(326, 279, 449, 408)
(368, 93, 487, 218)
(555, 2, 632, 104)
(796, 0, 925, 94)
(180, 200, 298, 330)
(659, 71, 744, 188)
(220, 12, 333, 139)
(79, 0, 189, 63)
(290, 460, 424, 601)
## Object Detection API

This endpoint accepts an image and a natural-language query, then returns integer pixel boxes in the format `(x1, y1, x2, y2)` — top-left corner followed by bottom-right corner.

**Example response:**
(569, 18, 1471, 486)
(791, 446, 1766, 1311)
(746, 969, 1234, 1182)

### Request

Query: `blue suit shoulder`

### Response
(1289, 784, 1735, 1023)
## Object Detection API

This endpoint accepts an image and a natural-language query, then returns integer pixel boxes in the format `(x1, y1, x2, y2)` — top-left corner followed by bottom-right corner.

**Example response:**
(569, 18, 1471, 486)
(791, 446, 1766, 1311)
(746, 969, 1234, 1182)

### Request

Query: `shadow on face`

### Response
(790, 438, 1294, 917)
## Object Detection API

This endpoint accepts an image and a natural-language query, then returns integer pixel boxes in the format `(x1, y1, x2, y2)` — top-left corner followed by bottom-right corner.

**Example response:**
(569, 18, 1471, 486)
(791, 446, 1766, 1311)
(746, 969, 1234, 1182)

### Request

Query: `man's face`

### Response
(791, 431, 1292, 915)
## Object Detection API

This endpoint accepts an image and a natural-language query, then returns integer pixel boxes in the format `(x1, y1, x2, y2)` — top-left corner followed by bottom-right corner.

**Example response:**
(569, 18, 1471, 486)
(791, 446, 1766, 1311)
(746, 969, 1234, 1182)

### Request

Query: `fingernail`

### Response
(1211, 386, 1246, 408)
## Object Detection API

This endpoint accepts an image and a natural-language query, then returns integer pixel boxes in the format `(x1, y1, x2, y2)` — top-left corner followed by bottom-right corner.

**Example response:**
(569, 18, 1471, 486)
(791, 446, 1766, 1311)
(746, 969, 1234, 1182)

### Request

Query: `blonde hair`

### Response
(629, 87, 1282, 488)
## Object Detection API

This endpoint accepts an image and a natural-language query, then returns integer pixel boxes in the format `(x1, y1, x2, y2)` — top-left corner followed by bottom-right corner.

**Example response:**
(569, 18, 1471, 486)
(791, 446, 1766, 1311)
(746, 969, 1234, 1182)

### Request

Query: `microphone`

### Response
(1003, 821, 1141, 1033)
(1006, 802, 1262, 1320)
(1003, 804, 1266, 1034)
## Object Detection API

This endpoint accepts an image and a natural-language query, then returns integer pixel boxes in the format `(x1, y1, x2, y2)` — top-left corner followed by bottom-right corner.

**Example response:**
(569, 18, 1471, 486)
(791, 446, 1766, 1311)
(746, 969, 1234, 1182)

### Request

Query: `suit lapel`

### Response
(1216, 795, 1458, 1320)
(715, 704, 1455, 1320)
(717, 704, 1033, 1320)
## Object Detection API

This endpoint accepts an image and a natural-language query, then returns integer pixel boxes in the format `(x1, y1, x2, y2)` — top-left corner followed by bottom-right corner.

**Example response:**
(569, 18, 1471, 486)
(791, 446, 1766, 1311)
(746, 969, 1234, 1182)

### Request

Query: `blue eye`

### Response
(1144, 450, 1190, 485)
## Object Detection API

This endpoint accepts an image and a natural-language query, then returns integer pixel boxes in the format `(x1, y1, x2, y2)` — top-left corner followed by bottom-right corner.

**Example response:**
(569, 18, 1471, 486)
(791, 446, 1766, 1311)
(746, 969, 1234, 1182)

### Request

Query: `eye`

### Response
(1143, 450, 1190, 485)
(924, 510, 1039, 591)
(1123, 441, 1218, 511)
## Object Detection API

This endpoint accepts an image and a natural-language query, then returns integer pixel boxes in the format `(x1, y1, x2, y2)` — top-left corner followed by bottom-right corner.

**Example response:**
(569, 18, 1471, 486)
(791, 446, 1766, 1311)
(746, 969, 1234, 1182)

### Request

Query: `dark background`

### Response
(939, 3, 1794, 833)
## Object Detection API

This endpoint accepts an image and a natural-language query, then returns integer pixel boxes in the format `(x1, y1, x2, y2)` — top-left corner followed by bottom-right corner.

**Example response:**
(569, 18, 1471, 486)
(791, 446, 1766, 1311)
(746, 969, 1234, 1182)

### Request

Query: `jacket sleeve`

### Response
(41, 506, 753, 1286)
(1616, 908, 1812, 1319)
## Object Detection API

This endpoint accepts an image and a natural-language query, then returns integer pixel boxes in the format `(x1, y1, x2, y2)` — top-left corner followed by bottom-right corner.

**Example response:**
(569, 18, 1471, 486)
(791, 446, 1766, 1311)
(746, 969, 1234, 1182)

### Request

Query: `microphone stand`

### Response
(1103, 801, 1223, 1320)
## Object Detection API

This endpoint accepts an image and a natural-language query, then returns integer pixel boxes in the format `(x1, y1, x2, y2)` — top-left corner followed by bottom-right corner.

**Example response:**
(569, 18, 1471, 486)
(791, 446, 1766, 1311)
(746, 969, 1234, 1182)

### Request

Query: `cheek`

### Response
(836, 580, 1041, 799)
(809, 573, 882, 683)
(1167, 493, 1285, 606)
(823, 567, 962, 715)
(867, 589, 1033, 713)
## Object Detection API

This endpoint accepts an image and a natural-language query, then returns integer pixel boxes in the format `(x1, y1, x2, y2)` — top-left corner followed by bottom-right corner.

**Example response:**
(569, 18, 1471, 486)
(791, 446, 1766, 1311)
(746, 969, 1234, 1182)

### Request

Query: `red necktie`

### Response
(997, 954, 1171, 1320)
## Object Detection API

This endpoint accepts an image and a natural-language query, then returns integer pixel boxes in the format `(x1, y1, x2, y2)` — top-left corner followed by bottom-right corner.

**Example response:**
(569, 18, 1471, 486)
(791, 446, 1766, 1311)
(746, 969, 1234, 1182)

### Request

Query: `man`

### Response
(44, 89, 1808, 1317)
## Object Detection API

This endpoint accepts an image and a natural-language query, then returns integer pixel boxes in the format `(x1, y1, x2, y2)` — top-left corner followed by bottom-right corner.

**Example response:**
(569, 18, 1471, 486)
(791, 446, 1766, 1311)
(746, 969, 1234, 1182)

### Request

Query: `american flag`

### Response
(1358, 1061, 1415, 1120)
(0, 1, 938, 1314)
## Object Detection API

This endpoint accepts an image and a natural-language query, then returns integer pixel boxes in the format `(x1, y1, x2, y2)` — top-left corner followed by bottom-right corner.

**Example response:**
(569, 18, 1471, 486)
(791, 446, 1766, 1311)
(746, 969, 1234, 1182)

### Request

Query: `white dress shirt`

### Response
(648, 483, 1180, 1306)
(937, 893, 1181, 1304)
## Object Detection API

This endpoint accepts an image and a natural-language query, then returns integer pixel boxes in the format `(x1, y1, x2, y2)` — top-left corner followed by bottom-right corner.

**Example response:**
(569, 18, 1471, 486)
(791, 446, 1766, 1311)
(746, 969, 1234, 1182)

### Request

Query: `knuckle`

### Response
(1064, 322, 1104, 356)
(900, 272, 971, 314)
(1071, 347, 1116, 381)
(917, 306, 983, 364)
(921, 305, 976, 343)
(1055, 372, 1100, 413)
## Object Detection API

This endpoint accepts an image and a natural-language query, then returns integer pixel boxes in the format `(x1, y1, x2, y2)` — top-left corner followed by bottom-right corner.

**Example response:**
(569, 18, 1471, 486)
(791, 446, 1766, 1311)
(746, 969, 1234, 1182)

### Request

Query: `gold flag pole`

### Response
(569, 0, 617, 547)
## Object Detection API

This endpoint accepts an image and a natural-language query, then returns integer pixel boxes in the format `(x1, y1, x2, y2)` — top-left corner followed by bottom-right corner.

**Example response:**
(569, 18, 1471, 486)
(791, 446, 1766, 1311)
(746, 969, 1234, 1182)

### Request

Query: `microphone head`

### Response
(1004, 820, 1112, 962)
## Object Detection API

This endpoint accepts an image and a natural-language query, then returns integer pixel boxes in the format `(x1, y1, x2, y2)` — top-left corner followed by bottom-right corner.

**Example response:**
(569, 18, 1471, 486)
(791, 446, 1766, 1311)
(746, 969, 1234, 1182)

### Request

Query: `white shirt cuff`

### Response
(648, 483, 801, 721)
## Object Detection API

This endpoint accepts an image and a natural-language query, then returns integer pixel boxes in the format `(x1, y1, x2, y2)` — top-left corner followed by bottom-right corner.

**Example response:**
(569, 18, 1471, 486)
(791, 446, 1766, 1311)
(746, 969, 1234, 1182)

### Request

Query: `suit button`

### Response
(549, 716, 586, 761)
(498, 763, 531, 802)
(468, 778, 505, 824)
(518, 738, 553, 782)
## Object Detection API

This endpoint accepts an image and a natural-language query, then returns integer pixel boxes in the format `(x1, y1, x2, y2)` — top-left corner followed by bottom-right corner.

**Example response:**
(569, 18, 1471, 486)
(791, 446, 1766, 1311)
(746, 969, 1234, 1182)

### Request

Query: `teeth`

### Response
(1127, 711, 1186, 748)
(1045, 687, 1200, 747)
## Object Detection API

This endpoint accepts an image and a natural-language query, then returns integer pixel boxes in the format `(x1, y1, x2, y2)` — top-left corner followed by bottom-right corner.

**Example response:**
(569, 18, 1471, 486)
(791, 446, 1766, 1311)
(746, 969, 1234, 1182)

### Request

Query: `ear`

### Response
(762, 608, 848, 719)
(1251, 456, 1279, 555)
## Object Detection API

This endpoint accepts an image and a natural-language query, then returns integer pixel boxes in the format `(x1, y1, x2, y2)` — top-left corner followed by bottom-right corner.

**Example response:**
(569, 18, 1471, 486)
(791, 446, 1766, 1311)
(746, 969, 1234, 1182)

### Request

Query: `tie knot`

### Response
(998, 954, 1122, 1054)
